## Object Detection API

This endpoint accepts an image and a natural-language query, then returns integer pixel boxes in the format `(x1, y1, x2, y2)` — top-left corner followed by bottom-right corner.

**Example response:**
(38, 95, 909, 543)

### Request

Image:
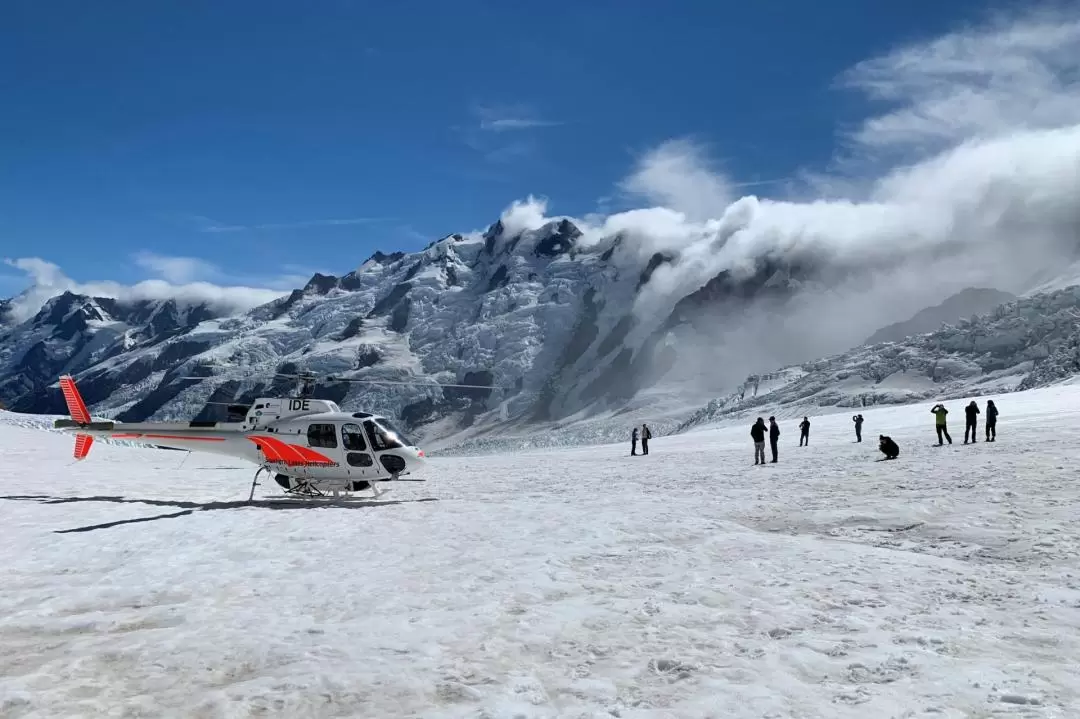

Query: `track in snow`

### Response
(1, 387, 1079, 717)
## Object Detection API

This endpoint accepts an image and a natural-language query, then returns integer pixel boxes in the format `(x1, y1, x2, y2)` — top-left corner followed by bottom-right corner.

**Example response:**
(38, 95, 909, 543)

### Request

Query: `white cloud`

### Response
(133, 251, 219, 284)
(2, 256, 288, 324)
(617, 138, 734, 222)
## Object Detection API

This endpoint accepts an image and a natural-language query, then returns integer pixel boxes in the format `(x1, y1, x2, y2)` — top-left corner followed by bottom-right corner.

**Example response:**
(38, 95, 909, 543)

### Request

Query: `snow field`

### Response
(2, 386, 1080, 717)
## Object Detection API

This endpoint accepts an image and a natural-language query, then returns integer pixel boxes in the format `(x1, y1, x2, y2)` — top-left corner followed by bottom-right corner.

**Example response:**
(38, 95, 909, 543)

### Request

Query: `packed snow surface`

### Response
(2, 385, 1080, 717)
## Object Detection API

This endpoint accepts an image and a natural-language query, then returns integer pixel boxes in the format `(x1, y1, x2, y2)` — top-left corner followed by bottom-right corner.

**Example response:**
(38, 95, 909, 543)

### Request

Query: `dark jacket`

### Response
(769, 421, 780, 440)
(799, 419, 809, 433)
(965, 403, 980, 421)
(750, 422, 766, 442)
(986, 403, 998, 422)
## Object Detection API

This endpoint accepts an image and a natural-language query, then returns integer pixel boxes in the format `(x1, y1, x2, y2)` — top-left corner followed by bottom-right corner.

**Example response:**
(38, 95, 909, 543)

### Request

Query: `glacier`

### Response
(2, 382, 1079, 716)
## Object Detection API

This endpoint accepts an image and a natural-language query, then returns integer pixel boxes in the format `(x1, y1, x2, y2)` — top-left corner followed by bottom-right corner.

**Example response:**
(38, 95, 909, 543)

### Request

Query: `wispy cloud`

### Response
(838, 8, 1080, 157)
(187, 215, 389, 233)
(454, 102, 563, 168)
(132, 251, 326, 292)
(473, 103, 562, 132)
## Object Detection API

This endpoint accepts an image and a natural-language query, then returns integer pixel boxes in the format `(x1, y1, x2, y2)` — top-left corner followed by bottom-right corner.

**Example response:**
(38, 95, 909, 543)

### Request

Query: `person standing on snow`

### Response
(931, 403, 952, 445)
(630, 426, 639, 456)
(852, 414, 864, 442)
(985, 400, 998, 442)
(641, 424, 652, 455)
(964, 401, 980, 443)
(799, 416, 810, 446)
(751, 417, 767, 465)
(768, 416, 780, 463)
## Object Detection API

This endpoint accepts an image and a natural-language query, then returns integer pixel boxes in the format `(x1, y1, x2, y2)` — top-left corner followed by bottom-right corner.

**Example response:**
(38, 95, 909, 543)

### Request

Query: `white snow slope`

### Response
(2, 384, 1079, 718)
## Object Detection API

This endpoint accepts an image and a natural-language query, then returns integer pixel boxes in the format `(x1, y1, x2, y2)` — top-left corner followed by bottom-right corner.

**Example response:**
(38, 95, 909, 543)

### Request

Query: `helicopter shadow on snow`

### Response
(0, 494, 439, 534)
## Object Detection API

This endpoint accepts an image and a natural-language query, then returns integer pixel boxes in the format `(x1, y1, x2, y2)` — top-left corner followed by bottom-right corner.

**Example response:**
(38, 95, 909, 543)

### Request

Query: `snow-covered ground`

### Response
(2, 385, 1080, 717)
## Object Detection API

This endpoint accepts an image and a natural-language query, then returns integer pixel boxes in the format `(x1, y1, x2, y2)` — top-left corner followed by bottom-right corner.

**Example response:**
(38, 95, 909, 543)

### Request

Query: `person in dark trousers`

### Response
(768, 416, 780, 463)
(799, 416, 810, 446)
(852, 414, 864, 442)
(640, 424, 652, 455)
(931, 403, 952, 445)
(631, 426, 639, 456)
(985, 400, 998, 442)
(964, 401, 980, 443)
(751, 417, 767, 465)
(878, 434, 900, 460)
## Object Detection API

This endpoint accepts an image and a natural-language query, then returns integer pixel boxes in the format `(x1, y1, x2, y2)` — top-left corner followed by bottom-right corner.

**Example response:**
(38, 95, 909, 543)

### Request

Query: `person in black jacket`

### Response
(985, 400, 998, 441)
(751, 417, 767, 465)
(878, 434, 900, 460)
(964, 401, 980, 444)
(799, 416, 810, 446)
(768, 416, 780, 463)
(630, 426, 639, 456)
(852, 414, 864, 442)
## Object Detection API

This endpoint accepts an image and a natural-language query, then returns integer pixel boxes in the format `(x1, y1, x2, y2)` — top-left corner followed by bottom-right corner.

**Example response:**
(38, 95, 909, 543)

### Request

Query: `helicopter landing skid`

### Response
(248, 466, 395, 502)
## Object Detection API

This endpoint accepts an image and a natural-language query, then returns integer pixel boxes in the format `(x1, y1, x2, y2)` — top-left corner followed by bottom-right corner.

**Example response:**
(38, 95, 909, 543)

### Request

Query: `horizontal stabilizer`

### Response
(54, 419, 116, 431)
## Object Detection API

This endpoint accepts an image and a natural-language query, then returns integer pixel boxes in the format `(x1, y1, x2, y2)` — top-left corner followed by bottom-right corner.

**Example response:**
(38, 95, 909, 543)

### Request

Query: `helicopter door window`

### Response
(307, 423, 338, 449)
(347, 452, 374, 467)
(341, 423, 367, 451)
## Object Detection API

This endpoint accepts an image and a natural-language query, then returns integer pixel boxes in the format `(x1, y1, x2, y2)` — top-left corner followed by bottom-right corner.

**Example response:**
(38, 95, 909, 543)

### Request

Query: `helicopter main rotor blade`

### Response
(324, 377, 503, 389)
(184, 368, 507, 390)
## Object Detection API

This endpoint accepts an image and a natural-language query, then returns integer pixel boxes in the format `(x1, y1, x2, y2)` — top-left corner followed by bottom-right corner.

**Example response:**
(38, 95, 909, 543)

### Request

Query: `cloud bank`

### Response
(2, 257, 287, 324)
(486, 7, 1080, 385)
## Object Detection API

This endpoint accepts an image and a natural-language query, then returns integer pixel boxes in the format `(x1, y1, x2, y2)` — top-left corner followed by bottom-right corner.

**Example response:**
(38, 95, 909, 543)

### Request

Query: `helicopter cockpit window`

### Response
(341, 423, 367, 451)
(363, 420, 404, 451)
(377, 419, 414, 447)
(307, 423, 338, 449)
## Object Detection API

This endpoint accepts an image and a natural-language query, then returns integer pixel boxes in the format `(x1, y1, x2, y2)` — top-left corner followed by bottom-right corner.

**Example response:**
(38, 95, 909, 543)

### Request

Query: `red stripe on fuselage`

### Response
(248, 435, 334, 466)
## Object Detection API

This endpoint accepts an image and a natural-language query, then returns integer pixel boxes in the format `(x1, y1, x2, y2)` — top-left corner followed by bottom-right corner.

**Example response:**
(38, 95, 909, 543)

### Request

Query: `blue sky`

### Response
(0, 0, 1010, 297)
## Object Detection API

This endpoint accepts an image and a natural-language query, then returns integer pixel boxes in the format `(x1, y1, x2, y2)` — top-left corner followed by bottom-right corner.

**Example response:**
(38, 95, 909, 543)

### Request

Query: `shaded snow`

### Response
(2, 384, 1079, 717)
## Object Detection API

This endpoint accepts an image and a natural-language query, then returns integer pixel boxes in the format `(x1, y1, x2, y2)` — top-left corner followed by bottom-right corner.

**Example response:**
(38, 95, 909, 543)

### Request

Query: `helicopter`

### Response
(50, 368, 496, 501)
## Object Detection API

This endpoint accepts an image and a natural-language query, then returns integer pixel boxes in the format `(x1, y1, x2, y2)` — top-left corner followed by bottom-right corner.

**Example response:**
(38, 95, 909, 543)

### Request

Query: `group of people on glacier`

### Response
(628, 399, 1000, 463)
(741, 398, 999, 465)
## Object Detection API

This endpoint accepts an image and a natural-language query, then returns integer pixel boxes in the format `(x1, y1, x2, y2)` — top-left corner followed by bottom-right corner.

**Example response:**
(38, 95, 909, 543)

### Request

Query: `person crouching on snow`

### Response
(879, 434, 900, 460)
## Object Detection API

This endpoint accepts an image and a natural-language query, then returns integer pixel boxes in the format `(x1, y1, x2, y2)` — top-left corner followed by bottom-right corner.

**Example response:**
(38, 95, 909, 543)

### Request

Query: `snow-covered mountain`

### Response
(863, 287, 1017, 346)
(678, 285, 1080, 432)
(5, 206, 1080, 449)
(0, 217, 825, 438)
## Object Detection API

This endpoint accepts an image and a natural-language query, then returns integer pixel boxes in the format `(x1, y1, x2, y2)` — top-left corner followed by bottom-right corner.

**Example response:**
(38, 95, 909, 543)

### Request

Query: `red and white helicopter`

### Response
(51, 369, 488, 501)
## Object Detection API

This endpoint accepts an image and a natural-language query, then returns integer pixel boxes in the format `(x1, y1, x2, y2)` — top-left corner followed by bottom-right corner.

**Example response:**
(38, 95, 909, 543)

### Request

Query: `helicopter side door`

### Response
(340, 422, 378, 478)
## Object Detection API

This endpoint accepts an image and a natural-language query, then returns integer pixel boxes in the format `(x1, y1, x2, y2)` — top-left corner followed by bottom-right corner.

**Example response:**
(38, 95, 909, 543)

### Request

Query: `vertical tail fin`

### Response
(59, 375, 91, 424)
(58, 375, 94, 460)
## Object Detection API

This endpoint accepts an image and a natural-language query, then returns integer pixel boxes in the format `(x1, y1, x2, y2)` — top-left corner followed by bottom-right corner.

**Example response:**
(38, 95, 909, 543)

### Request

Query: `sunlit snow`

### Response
(2, 385, 1079, 717)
